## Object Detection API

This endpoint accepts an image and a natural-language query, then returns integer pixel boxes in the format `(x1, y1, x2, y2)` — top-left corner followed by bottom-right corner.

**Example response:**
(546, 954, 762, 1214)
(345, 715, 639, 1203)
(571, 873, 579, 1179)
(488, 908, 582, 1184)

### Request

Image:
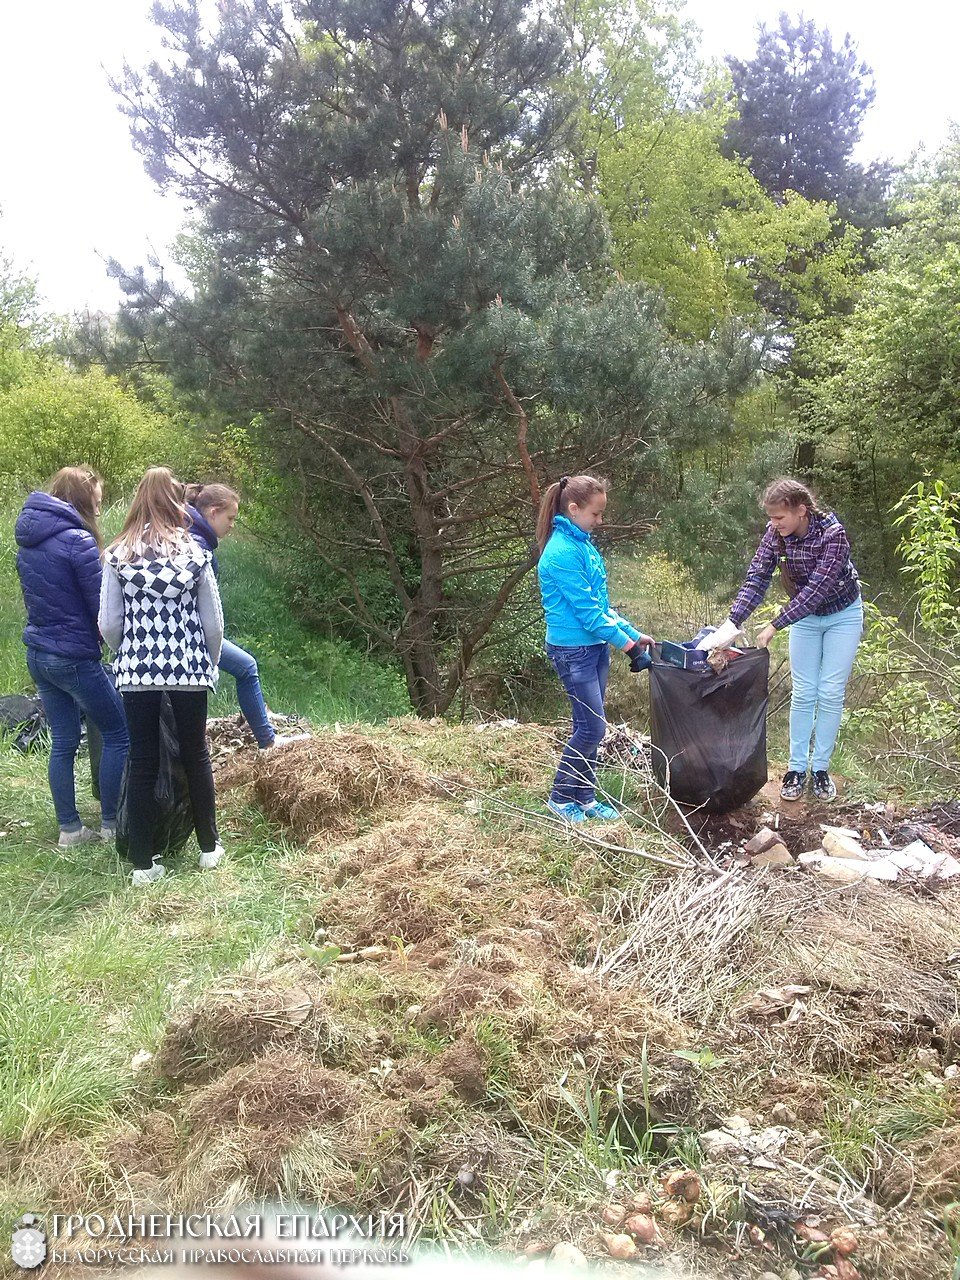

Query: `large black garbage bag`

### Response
(649, 647, 769, 813)
(0, 694, 47, 753)
(116, 693, 195, 861)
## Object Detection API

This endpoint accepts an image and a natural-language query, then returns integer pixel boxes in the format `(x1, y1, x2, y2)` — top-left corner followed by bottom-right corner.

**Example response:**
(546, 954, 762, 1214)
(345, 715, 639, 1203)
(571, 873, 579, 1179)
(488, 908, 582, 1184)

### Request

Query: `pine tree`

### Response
(112, 0, 761, 713)
(725, 12, 892, 227)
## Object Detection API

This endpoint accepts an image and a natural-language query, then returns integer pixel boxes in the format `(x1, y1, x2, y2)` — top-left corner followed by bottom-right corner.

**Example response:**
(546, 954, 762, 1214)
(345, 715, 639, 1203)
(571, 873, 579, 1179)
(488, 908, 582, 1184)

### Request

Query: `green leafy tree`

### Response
(112, 0, 761, 715)
(0, 363, 189, 490)
(795, 134, 960, 571)
(725, 12, 893, 228)
(596, 86, 860, 337)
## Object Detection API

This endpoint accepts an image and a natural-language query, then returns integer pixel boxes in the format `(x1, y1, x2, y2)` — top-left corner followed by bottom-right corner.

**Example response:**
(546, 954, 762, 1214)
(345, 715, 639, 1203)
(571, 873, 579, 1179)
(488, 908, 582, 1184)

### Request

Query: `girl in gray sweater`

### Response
(100, 467, 224, 886)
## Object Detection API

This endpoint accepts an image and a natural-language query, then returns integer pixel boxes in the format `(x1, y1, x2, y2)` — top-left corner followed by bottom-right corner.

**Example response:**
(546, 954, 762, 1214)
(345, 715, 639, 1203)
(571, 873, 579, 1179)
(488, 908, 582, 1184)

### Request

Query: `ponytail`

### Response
(536, 473, 608, 554)
(185, 481, 240, 515)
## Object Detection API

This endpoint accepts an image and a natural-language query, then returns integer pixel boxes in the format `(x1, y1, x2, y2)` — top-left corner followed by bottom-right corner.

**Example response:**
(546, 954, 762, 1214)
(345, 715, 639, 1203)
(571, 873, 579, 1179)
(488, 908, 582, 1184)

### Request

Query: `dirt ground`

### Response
(30, 720, 960, 1279)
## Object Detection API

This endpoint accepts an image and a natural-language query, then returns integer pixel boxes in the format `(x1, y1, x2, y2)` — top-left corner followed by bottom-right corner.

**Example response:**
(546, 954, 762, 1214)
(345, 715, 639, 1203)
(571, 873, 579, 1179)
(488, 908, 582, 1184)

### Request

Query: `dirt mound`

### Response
(186, 1047, 355, 1130)
(104, 1111, 179, 1178)
(221, 732, 430, 836)
(156, 975, 314, 1083)
(438, 1035, 488, 1100)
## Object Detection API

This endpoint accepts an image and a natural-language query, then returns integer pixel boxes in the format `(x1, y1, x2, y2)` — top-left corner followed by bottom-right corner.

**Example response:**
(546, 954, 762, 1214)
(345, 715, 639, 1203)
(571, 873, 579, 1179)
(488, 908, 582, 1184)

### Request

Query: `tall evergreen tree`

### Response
(725, 12, 892, 228)
(113, 0, 760, 713)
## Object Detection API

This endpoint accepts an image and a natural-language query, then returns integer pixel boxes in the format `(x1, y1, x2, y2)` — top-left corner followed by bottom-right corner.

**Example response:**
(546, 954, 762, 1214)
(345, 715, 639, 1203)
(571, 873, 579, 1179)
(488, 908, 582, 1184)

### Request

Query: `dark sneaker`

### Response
(780, 770, 807, 801)
(811, 770, 837, 801)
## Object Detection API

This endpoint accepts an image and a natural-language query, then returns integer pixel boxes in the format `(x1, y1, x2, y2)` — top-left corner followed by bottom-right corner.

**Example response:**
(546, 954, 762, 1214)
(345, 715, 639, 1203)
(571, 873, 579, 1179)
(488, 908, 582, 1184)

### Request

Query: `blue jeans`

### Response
(219, 638, 274, 747)
(547, 642, 610, 806)
(788, 599, 864, 772)
(26, 648, 129, 830)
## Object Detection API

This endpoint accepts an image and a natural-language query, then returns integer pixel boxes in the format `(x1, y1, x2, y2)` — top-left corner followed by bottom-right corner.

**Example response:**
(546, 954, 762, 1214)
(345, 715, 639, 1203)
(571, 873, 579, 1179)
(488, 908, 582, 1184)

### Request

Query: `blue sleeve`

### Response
(70, 532, 104, 637)
(548, 551, 634, 649)
(611, 612, 641, 643)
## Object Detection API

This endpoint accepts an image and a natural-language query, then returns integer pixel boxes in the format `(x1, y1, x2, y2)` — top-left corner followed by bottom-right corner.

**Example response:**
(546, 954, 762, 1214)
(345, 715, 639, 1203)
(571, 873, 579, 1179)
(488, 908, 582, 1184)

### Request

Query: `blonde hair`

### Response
(762, 476, 826, 516)
(535, 474, 608, 553)
(47, 466, 103, 549)
(110, 467, 192, 561)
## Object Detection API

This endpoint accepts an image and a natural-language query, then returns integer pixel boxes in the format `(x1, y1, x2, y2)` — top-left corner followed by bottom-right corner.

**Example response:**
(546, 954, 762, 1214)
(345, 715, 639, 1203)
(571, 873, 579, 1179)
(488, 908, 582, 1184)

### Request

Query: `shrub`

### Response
(0, 363, 196, 492)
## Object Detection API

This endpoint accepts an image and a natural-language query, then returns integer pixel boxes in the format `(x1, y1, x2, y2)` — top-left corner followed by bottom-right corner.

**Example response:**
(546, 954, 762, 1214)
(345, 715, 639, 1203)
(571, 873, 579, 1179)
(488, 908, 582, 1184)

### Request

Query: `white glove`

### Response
(695, 618, 743, 651)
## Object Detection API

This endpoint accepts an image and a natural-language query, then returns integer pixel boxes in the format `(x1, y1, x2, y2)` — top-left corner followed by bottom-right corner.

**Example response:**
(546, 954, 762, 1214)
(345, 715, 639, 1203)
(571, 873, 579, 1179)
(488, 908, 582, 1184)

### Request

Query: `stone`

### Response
(751, 842, 793, 868)
(814, 858, 867, 883)
(859, 858, 901, 881)
(798, 850, 824, 866)
(745, 826, 781, 855)
(822, 830, 868, 860)
(548, 1244, 587, 1268)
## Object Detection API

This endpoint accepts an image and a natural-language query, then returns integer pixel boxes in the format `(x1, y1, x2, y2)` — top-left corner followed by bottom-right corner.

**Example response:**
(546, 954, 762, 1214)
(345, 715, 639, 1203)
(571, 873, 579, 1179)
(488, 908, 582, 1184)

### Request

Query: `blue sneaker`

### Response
(547, 799, 586, 823)
(582, 799, 619, 821)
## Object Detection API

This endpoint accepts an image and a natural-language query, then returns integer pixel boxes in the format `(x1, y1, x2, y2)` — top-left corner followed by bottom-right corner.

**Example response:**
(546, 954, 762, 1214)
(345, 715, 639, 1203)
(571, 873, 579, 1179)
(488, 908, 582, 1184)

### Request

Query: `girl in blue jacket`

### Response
(537, 475, 652, 822)
(14, 468, 129, 847)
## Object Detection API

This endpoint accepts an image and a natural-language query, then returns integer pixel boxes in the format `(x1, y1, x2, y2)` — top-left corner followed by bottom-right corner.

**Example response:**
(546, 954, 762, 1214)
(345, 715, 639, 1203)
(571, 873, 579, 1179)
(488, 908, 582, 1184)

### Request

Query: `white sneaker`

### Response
(58, 826, 101, 848)
(260, 732, 310, 751)
(98, 824, 117, 844)
(198, 843, 225, 870)
(131, 862, 166, 887)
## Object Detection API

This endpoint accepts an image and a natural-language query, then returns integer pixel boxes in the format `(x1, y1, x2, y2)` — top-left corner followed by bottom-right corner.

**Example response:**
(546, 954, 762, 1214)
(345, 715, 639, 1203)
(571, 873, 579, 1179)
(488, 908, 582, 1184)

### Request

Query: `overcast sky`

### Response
(1, 0, 957, 316)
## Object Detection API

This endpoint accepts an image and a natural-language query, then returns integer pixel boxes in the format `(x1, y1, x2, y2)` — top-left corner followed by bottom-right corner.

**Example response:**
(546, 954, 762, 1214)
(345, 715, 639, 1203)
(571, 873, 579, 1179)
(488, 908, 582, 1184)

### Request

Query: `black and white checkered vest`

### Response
(106, 545, 216, 690)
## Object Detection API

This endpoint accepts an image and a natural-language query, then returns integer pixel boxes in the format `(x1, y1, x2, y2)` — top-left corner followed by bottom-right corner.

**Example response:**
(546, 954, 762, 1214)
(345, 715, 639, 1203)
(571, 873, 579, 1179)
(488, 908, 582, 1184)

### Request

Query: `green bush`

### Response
(0, 363, 196, 492)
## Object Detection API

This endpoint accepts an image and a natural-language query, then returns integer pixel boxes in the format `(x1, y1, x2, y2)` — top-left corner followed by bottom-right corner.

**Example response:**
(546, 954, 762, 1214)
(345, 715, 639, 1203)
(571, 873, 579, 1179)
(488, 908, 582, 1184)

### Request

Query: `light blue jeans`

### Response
(788, 599, 863, 773)
(219, 638, 275, 748)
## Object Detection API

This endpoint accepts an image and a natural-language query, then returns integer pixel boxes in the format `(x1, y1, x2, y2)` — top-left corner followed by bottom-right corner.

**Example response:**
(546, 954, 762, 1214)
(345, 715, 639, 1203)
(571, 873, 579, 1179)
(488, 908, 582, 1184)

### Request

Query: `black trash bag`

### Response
(649, 647, 769, 813)
(0, 694, 47, 753)
(116, 693, 195, 862)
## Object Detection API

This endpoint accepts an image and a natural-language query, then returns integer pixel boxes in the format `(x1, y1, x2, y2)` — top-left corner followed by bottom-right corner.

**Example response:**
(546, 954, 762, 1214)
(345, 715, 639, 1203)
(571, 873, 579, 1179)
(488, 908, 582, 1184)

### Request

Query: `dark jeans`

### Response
(26, 648, 129, 830)
(547, 642, 610, 806)
(121, 689, 218, 869)
(219, 638, 274, 747)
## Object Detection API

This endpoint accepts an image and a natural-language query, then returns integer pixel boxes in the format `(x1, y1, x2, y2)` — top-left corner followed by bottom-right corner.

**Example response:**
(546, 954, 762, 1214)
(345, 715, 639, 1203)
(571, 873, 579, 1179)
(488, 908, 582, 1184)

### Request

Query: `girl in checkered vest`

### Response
(99, 467, 225, 886)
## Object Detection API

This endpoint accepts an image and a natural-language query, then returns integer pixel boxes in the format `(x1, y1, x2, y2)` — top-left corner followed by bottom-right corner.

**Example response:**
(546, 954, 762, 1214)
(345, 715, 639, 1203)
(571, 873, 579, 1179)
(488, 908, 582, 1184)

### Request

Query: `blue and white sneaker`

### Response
(547, 799, 586, 823)
(582, 799, 619, 821)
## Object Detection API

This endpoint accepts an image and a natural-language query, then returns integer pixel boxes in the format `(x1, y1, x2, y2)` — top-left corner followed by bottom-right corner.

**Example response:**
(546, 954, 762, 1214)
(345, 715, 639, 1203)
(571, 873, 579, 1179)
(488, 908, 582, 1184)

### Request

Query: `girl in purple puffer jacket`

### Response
(15, 467, 129, 847)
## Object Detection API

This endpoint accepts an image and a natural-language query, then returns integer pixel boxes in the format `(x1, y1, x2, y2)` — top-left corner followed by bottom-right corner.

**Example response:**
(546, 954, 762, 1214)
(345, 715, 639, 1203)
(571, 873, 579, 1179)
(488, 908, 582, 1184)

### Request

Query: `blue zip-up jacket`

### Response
(15, 492, 103, 660)
(186, 504, 220, 578)
(538, 514, 640, 649)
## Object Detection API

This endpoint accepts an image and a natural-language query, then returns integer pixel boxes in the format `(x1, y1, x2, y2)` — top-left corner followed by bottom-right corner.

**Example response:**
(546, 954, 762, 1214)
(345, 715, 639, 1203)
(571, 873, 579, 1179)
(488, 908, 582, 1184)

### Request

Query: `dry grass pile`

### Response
(595, 871, 960, 1072)
(156, 971, 314, 1084)
(296, 802, 606, 957)
(387, 716, 556, 790)
(221, 732, 431, 836)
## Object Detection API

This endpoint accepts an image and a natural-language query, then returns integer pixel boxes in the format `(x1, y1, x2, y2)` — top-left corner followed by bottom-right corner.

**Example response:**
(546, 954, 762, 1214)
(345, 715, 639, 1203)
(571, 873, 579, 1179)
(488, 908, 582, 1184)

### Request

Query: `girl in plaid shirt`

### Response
(725, 478, 862, 802)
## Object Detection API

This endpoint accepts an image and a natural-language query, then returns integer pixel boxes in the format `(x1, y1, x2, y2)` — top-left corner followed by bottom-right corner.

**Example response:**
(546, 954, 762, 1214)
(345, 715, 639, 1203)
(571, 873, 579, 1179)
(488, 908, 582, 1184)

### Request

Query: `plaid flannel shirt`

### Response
(729, 511, 860, 631)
